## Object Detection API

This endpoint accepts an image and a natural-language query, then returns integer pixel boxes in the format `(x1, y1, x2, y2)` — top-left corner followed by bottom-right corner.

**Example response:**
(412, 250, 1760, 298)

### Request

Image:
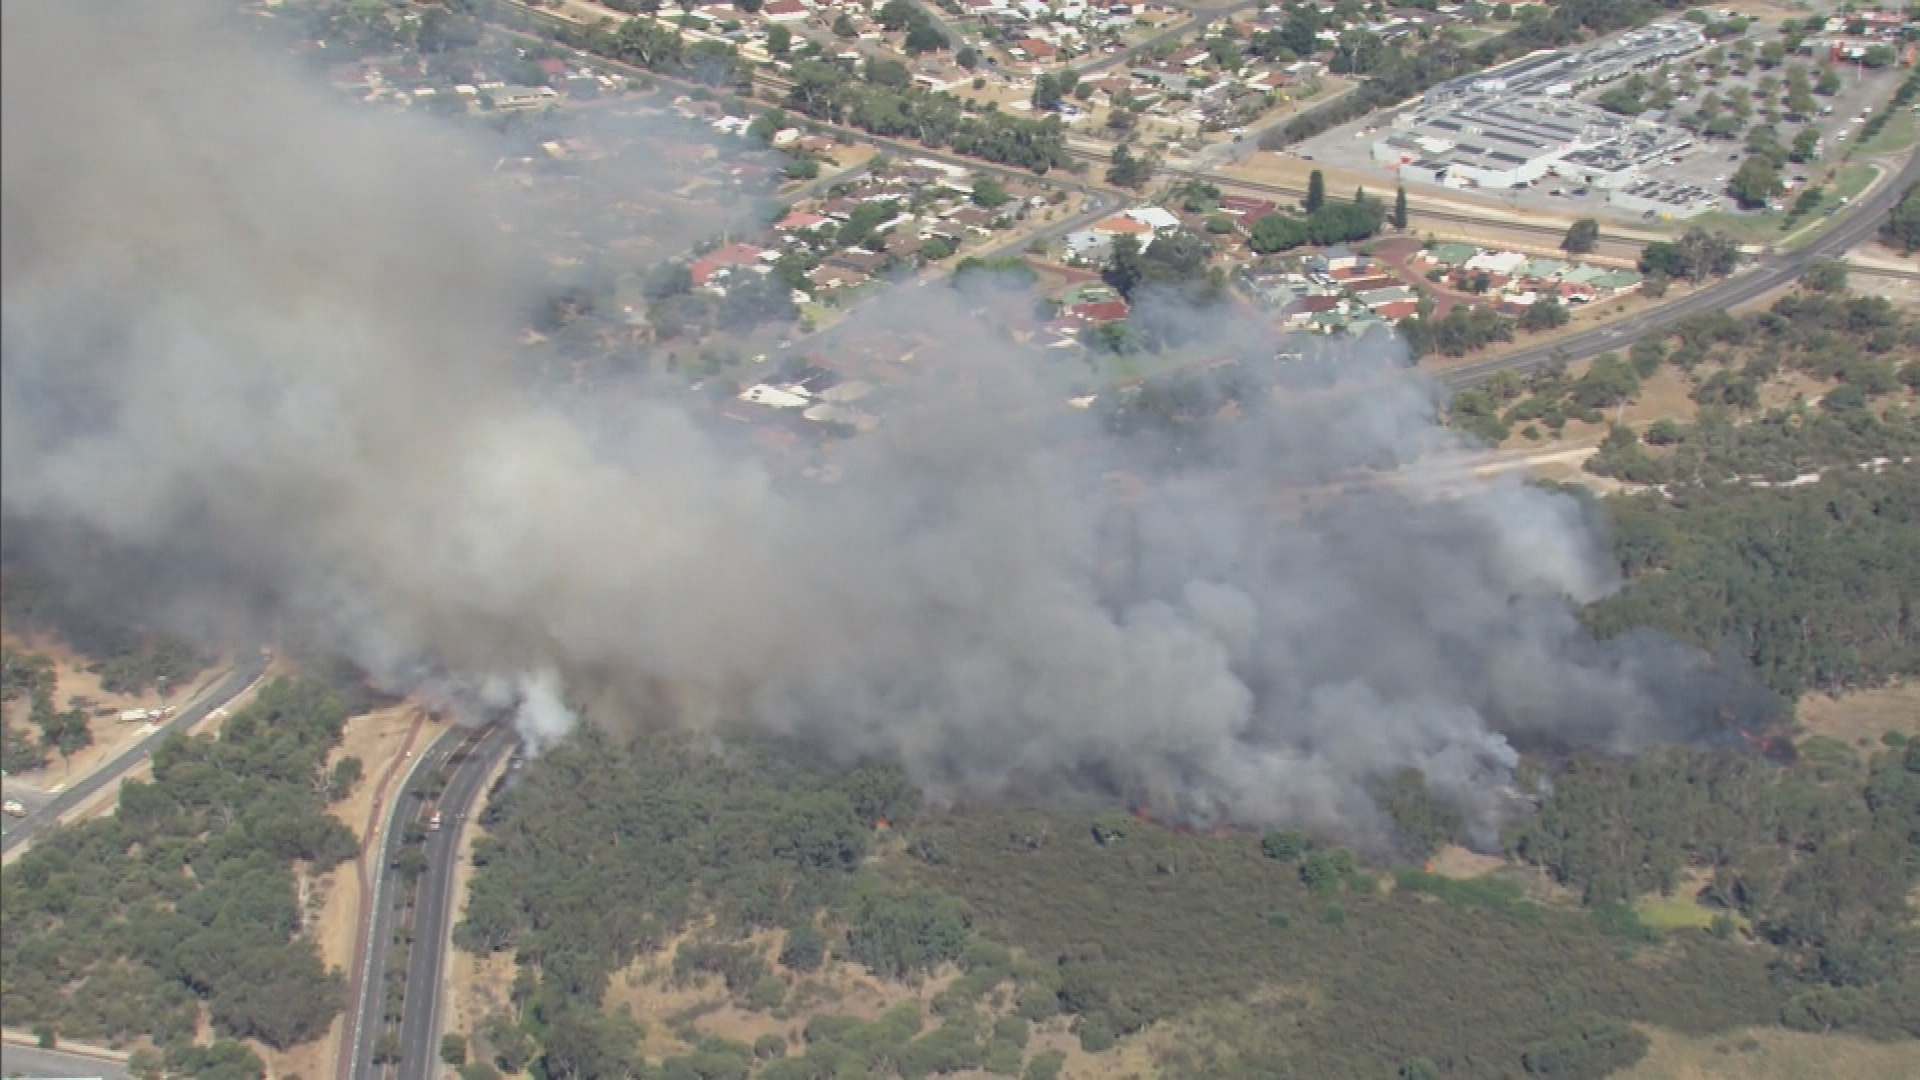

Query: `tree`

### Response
(1521, 296, 1571, 332)
(1882, 183, 1920, 255)
(780, 922, 827, 972)
(327, 756, 364, 801)
(1801, 259, 1848, 293)
(1728, 156, 1782, 210)
(1789, 127, 1820, 164)
(905, 21, 947, 55)
(1562, 217, 1600, 255)
(1106, 144, 1154, 189)
(971, 175, 1011, 208)
(1261, 829, 1307, 861)
(766, 24, 792, 56)
(442, 1034, 469, 1067)
(865, 56, 911, 88)
(832, 12, 857, 37)
(1032, 73, 1065, 111)
(1639, 229, 1738, 282)
(1392, 184, 1409, 230)
(956, 45, 980, 69)
(1305, 169, 1326, 213)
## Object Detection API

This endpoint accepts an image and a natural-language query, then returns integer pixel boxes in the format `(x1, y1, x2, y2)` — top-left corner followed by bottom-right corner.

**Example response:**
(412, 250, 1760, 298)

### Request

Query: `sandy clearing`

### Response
(1616, 1024, 1920, 1080)
(1796, 680, 1920, 749)
(1, 630, 226, 795)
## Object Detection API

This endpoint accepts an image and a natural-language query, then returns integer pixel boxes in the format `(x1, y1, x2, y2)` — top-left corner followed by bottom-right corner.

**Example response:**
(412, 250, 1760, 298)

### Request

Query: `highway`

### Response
(0, 1044, 127, 1079)
(0, 649, 271, 858)
(345, 724, 517, 1080)
(1440, 147, 1920, 390)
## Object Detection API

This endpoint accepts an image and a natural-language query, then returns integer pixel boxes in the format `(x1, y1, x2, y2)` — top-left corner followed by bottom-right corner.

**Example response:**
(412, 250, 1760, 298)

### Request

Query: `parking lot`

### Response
(1291, 11, 1910, 226)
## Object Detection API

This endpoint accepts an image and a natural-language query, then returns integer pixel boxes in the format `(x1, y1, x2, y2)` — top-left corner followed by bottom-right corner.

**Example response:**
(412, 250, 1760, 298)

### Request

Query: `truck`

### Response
(428, 809, 442, 832)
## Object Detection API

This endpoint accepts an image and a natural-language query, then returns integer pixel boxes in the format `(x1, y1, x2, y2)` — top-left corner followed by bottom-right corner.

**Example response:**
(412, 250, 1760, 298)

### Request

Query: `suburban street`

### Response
(0, 649, 271, 857)
(0, 1044, 128, 1080)
(345, 724, 517, 1080)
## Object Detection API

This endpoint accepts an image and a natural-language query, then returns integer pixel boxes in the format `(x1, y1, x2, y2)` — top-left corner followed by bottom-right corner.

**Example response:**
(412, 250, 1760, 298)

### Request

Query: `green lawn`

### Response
(1832, 162, 1879, 201)
(1692, 164, 1884, 249)
(1635, 895, 1748, 933)
(1855, 111, 1916, 156)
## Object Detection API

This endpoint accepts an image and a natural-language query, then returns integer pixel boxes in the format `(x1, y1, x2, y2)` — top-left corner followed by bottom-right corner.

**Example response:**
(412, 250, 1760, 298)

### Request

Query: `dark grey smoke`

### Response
(1, 2, 1771, 846)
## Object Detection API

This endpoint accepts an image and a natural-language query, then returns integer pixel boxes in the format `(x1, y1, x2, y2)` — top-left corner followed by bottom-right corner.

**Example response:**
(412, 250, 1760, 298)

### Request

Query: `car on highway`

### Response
(4, 799, 25, 818)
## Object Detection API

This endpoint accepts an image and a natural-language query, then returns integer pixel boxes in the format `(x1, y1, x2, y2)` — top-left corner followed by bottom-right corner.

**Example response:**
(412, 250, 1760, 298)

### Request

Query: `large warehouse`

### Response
(1381, 21, 1704, 191)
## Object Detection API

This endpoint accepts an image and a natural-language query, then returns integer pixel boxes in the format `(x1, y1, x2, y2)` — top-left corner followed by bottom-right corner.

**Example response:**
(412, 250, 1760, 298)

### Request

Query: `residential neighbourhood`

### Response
(270, 0, 1917, 444)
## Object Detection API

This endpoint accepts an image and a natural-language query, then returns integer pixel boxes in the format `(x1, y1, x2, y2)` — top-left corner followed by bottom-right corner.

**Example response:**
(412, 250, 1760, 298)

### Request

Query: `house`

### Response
(1219, 195, 1276, 219)
(1016, 38, 1059, 61)
(739, 383, 812, 408)
(1091, 214, 1154, 237)
(1372, 299, 1421, 320)
(1342, 275, 1399, 293)
(913, 65, 972, 93)
(690, 243, 770, 286)
(1065, 229, 1115, 261)
(763, 0, 811, 20)
(1066, 300, 1131, 324)
(948, 206, 998, 233)
(1359, 286, 1420, 307)
(1124, 205, 1182, 231)
(775, 211, 830, 232)
(829, 249, 887, 273)
(1464, 249, 1528, 276)
(806, 263, 867, 288)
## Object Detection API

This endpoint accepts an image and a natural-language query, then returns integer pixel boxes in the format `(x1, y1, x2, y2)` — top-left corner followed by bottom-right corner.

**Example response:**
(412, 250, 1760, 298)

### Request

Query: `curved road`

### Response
(345, 724, 516, 1080)
(1, 649, 271, 858)
(1439, 146, 1920, 390)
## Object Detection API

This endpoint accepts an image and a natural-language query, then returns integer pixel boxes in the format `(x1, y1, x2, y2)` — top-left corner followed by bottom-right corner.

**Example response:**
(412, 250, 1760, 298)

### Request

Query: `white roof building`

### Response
(739, 384, 811, 408)
(1125, 205, 1181, 230)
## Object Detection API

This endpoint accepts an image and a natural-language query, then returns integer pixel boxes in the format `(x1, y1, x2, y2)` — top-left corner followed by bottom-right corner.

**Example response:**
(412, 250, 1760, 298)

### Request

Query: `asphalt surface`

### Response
(0, 650, 271, 857)
(0, 1044, 127, 1080)
(1440, 146, 1920, 390)
(346, 724, 517, 1080)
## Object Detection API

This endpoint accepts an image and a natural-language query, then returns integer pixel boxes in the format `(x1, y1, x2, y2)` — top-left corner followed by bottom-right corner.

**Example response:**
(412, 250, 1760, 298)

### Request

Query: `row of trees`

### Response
(1247, 187, 1386, 254)
(1, 676, 364, 1054)
(779, 60, 1072, 173)
(1637, 227, 1741, 283)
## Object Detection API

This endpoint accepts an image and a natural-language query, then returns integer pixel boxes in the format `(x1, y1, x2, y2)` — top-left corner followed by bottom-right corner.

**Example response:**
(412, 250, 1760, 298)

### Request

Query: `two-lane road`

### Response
(345, 723, 517, 1080)
(1, 649, 271, 858)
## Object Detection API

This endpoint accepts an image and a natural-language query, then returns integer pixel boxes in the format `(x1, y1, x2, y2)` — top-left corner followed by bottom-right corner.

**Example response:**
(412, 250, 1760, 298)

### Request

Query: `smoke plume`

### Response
(2, 2, 1770, 846)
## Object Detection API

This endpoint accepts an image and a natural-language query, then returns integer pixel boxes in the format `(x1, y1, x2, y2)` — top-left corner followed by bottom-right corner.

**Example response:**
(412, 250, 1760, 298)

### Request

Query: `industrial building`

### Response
(1380, 22, 1705, 191)
(1424, 22, 1707, 103)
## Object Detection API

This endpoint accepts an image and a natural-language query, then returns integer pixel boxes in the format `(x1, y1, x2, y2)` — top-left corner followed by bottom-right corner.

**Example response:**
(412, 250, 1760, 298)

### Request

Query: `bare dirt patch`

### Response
(1428, 844, 1505, 879)
(1615, 1024, 1920, 1080)
(1796, 680, 1920, 749)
